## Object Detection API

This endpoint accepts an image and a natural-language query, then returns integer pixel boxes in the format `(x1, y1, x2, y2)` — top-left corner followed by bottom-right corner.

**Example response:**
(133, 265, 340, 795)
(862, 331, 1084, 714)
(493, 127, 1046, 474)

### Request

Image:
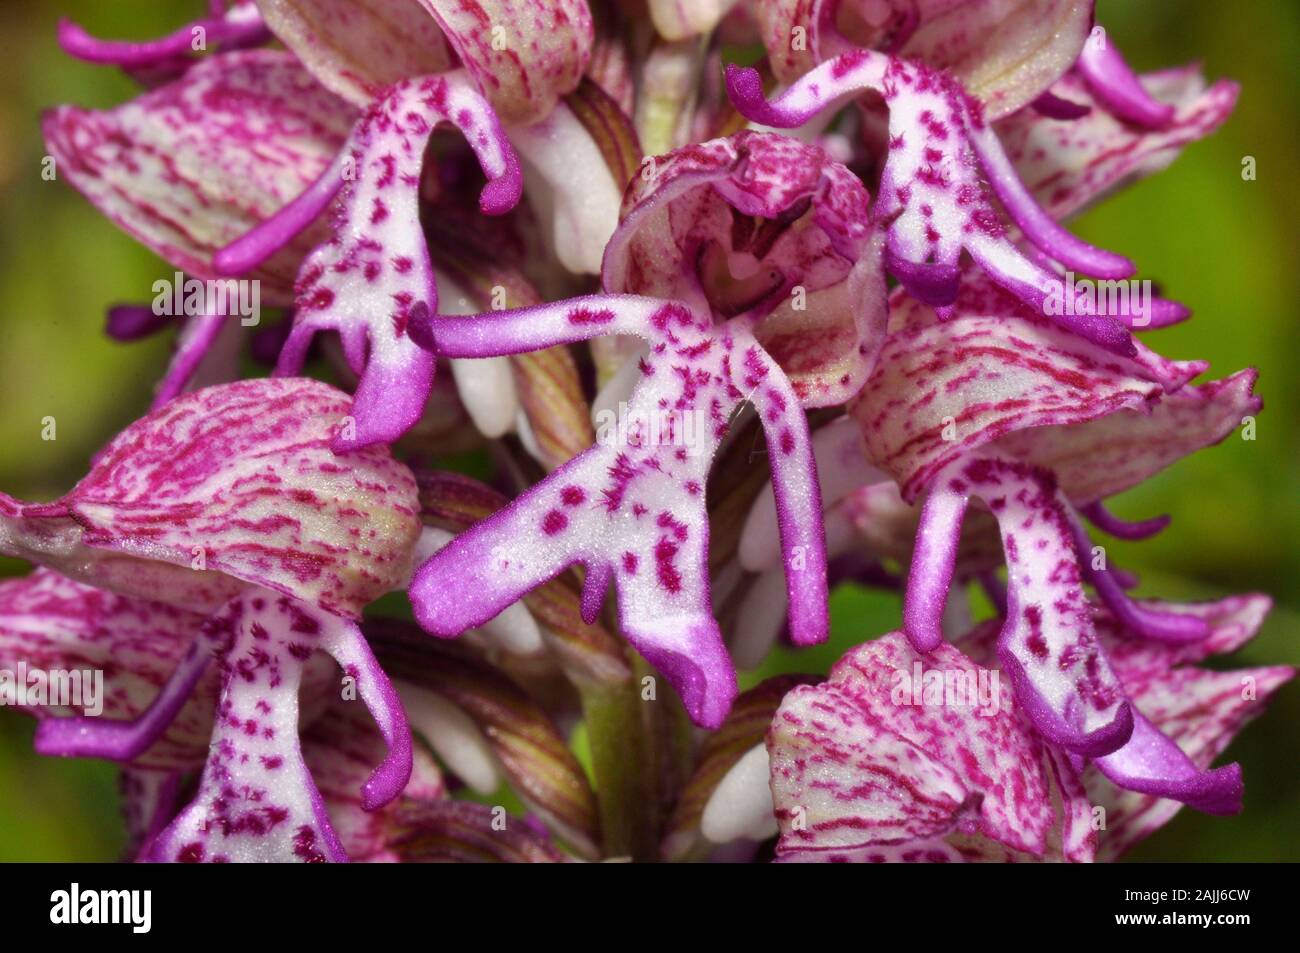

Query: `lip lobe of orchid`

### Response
(408, 289, 832, 730)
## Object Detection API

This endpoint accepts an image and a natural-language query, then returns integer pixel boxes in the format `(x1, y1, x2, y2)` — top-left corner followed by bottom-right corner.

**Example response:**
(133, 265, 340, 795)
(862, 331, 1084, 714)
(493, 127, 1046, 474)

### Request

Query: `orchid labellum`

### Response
(0, 0, 1289, 867)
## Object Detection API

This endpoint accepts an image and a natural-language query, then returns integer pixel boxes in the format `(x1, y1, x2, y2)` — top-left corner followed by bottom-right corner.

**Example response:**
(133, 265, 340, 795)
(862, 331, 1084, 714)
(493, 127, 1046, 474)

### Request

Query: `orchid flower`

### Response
(0, 568, 447, 862)
(726, 6, 1212, 352)
(201, 0, 633, 450)
(408, 129, 886, 727)
(0, 378, 421, 861)
(758, 595, 1292, 862)
(768, 271, 1255, 757)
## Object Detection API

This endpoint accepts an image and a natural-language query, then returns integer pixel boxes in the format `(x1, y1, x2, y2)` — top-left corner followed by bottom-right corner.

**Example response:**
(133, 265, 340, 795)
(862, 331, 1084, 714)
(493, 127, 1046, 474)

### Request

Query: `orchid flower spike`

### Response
(409, 130, 888, 727)
(0, 378, 421, 861)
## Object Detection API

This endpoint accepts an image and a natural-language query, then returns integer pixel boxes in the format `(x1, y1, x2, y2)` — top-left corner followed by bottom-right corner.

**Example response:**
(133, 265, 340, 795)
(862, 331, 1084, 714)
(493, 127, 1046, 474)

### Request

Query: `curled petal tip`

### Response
(725, 64, 784, 127)
(1031, 91, 1092, 120)
(1078, 39, 1177, 129)
(479, 153, 523, 216)
(406, 301, 436, 352)
(106, 304, 172, 341)
(885, 254, 961, 307)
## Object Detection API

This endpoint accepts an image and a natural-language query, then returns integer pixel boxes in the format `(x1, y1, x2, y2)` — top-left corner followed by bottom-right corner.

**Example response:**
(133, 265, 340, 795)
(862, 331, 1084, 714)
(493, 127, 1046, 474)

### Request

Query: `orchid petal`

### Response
(106, 305, 175, 341)
(151, 311, 232, 408)
(829, 634, 1061, 855)
(994, 369, 1260, 505)
(256, 0, 455, 106)
(416, 294, 827, 727)
(603, 131, 885, 405)
(1076, 34, 1175, 128)
(44, 51, 354, 301)
(152, 592, 412, 862)
(998, 64, 1239, 223)
(1093, 709, 1242, 816)
(0, 570, 216, 770)
(1, 378, 420, 618)
(510, 100, 622, 274)
(1080, 500, 1170, 541)
(1091, 661, 1294, 858)
(902, 481, 968, 653)
(423, 0, 593, 125)
(754, 0, 1090, 118)
(727, 56, 1140, 347)
(34, 635, 212, 762)
(1082, 592, 1291, 857)
(1071, 517, 1211, 646)
(896, 0, 1091, 120)
(850, 304, 1202, 504)
(941, 457, 1133, 756)
(769, 682, 974, 852)
(274, 71, 522, 449)
(58, 2, 268, 69)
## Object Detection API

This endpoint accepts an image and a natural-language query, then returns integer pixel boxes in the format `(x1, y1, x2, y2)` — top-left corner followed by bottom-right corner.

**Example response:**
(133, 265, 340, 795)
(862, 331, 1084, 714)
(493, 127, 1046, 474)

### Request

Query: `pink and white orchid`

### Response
(1, 0, 1289, 866)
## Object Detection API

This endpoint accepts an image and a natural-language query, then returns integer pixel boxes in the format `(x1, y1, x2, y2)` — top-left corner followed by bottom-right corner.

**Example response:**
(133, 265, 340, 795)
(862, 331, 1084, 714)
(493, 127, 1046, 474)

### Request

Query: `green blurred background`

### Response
(0, 1, 1295, 861)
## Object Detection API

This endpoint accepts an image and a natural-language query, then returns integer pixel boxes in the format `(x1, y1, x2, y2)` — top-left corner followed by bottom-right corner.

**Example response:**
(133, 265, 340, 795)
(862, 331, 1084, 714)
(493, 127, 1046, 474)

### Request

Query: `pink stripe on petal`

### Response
(0, 569, 217, 770)
(44, 51, 355, 303)
(2, 379, 420, 618)
(998, 65, 1239, 223)
(768, 682, 974, 853)
(257, 0, 455, 106)
(422, 0, 593, 125)
(827, 634, 1059, 857)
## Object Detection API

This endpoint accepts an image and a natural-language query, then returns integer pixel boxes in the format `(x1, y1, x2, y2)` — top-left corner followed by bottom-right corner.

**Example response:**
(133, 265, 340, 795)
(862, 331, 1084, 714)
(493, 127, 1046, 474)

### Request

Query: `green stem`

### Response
(581, 677, 658, 861)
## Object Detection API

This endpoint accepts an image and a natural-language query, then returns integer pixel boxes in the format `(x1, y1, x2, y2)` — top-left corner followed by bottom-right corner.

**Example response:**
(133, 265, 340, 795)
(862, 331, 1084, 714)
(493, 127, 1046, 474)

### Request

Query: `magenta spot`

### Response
(568, 307, 615, 326)
(542, 510, 569, 535)
(560, 485, 585, 506)
(622, 552, 638, 574)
